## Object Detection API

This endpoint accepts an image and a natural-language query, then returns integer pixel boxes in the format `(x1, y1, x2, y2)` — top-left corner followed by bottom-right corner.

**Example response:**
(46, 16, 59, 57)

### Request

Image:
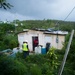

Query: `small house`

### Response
(18, 29, 68, 51)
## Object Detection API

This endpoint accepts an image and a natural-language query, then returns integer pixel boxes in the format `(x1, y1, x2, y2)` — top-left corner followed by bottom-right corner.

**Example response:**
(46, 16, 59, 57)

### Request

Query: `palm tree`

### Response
(0, 0, 13, 9)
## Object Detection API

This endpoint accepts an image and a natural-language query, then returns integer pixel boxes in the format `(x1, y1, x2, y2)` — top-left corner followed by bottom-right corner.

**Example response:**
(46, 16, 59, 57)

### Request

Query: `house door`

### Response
(32, 36, 39, 51)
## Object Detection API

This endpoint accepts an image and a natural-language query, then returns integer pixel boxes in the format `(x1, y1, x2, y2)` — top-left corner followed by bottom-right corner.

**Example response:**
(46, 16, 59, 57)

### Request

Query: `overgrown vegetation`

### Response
(62, 32, 75, 75)
(0, 47, 59, 75)
(0, 19, 75, 75)
(0, 23, 18, 50)
(0, 55, 28, 75)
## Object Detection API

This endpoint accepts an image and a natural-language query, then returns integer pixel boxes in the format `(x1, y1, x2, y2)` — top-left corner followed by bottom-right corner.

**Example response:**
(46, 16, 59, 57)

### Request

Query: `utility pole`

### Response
(58, 30, 74, 75)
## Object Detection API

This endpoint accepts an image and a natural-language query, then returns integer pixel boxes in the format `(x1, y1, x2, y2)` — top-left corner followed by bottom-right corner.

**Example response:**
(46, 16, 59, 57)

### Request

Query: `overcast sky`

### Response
(0, 0, 75, 21)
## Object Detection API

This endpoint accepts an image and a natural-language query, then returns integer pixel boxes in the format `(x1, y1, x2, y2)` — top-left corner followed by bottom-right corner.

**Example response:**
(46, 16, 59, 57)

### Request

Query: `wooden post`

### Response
(58, 30, 74, 75)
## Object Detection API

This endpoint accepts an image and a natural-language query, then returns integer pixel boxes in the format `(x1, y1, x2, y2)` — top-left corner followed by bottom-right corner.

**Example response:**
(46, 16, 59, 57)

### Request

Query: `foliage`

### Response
(0, 34, 18, 50)
(0, 55, 28, 75)
(0, 23, 18, 50)
(19, 20, 75, 31)
(30, 64, 42, 75)
(0, 20, 75, 75)
(55, 31, 75, 75)
(47, 47, 58, 67)
(62, 32, 75, 75)
(0, 0, 13, 9)
(16, 51, 58, 75)
(0, 52, 59, 75)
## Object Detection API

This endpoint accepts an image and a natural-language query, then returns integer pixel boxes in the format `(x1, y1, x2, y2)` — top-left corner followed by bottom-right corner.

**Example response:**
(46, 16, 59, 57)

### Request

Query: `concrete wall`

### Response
(18, 30, 65, 51)
(44, 34, 65, 49)
(18, 30, 44, 51)
(50, 35, 65, 49)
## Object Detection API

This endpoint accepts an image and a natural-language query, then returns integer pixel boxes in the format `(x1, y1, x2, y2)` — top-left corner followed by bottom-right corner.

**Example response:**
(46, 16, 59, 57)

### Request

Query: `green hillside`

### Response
(14, 19, 75, 32)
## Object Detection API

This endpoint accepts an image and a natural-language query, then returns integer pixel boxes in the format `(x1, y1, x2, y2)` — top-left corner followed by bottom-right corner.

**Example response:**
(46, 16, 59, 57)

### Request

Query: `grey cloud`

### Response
(7, 0, 59, 16)
(1, 0, 75, 21)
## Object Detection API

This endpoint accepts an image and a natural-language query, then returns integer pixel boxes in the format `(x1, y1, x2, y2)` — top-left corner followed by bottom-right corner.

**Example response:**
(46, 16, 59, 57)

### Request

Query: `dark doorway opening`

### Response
(32, 36, 39, 51)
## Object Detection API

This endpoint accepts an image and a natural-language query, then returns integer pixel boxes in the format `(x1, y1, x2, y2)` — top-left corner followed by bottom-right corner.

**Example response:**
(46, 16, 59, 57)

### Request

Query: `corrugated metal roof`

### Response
(18, 29, 68, 35)
(44, 30, 68, 35)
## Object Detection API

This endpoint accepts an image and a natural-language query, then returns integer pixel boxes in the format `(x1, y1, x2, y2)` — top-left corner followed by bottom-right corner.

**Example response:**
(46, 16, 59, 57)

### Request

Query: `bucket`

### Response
(41, 48, 46, 54)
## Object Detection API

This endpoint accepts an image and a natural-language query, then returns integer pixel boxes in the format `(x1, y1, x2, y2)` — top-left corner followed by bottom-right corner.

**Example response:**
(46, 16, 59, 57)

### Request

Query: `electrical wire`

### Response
(55, 6, 75, 29)
(64, 6, 75, 21)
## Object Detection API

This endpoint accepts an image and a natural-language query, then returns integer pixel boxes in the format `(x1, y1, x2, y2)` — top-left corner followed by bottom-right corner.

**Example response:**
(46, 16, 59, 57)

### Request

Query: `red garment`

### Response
(34, 40, 38, 45)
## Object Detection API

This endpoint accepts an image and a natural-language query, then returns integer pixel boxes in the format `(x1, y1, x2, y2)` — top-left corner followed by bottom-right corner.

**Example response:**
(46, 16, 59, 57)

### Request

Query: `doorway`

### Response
(32, 36, 39, 51)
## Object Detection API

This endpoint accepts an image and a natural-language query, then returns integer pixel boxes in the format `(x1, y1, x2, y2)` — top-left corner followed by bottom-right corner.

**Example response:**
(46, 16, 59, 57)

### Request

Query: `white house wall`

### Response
(28, 30, 45, 51)
(18, 33, 25, 48)
(18, 30, 45, 51)
(38, 33, 45, 47)
(57, 35, 65, 49)
(44, 34, 65, 49)
(18, 30, 66, 51)
(28, 33, 39, 51)
(49, 35, 65, 49)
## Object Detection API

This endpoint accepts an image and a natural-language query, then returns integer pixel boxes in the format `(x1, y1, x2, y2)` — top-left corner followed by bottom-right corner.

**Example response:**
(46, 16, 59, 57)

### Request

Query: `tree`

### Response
(0, 0, 13, 9)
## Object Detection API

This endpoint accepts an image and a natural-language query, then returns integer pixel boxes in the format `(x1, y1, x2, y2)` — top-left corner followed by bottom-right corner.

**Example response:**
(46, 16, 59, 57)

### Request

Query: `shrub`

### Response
(30, 64, 42, 75)
(0, 55, 28, 75)
(47, 47, 57, 65)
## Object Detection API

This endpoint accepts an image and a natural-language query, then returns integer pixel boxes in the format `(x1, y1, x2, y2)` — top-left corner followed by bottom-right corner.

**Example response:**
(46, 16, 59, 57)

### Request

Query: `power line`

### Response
(64, 6, 75, 21)
(55, 6, 75, 29)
